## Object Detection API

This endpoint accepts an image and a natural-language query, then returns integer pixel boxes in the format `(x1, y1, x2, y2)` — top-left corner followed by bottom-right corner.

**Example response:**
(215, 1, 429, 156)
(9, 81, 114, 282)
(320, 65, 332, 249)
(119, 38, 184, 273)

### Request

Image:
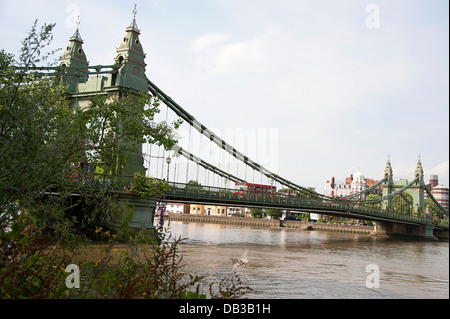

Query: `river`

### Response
(164, 220, 449, 299)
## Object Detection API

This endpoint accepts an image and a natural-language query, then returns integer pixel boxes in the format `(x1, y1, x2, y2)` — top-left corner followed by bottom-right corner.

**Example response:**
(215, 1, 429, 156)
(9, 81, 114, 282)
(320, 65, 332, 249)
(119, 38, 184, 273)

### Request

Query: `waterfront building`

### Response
(189, 204, 228, 216)
(166, 203, 187, 214)
(322, 171, 381, 222)
(425, 175, 449, 212)
(226, 207, 250, 217)
(324, 171, 382, 199)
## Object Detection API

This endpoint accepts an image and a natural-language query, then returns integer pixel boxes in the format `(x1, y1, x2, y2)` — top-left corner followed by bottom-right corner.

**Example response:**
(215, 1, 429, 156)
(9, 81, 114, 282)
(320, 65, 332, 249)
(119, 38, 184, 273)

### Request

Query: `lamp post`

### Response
(166, 156, 171, 182)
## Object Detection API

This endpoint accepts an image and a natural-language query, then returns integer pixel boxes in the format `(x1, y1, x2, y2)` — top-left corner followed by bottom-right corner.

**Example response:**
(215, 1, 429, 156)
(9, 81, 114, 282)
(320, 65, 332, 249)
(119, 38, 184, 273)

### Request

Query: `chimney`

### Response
(429, 175, 438, 188)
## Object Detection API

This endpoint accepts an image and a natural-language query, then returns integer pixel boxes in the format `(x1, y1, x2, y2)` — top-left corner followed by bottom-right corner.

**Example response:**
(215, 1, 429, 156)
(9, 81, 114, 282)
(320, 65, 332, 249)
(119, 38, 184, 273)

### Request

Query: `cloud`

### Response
(190, 29, 280, 75)
(190, 32, 231, 52)
(428, 161, 449, 180)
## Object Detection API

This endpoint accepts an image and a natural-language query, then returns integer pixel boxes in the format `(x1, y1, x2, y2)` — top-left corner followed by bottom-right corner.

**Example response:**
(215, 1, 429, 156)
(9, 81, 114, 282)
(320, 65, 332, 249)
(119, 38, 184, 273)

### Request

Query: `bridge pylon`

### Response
(381, 157, 426, 216)
(381, 158, 394, 212)
(60, 11, 148, 177)
(58, 7, 154, 229)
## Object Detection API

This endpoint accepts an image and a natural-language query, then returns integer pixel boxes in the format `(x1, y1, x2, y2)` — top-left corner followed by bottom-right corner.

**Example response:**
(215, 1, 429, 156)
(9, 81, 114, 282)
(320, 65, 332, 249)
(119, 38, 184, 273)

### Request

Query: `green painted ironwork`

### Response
(161, 181, 448, 229)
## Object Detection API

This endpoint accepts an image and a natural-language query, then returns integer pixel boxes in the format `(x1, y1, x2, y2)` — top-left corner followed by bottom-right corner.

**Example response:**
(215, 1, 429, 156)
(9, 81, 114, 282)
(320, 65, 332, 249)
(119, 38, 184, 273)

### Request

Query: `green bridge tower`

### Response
(60, 8, 155, 229)
(381, 157, 425, 216)
(59, 8, 148, 177)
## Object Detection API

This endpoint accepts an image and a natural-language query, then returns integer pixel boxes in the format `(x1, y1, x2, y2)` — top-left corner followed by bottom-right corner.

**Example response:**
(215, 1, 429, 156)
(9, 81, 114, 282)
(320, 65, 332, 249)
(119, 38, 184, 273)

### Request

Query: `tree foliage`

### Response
(78, 93, 181, 176)
(250, 208, 263, 218)
(392, 193, 413, 215)
(364, 194, 381, 209)
(266, 208, 283, 220)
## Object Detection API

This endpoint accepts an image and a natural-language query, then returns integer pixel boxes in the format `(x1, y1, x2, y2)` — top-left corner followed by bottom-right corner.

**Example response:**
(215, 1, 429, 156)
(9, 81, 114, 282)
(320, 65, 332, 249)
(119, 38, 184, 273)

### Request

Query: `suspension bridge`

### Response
(15, 11, 448, 239)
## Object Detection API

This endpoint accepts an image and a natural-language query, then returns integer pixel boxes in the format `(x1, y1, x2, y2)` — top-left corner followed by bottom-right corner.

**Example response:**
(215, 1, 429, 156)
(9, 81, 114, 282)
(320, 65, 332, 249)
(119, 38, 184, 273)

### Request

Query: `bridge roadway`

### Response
(163, 182, 449, 231)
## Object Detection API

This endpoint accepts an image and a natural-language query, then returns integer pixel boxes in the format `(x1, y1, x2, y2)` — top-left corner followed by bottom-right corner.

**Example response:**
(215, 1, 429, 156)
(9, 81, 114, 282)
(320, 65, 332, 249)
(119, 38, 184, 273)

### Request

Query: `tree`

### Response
(392, 193, 413, 215)
(77, 93, 181, 176)
(364, 194, 381, 209)
(185, 180, 204, 192)
(266, 208, 283, 220)
(250, 208, 263, 218)
(424, 198, 443, 219)
(0, 25, 88, 240)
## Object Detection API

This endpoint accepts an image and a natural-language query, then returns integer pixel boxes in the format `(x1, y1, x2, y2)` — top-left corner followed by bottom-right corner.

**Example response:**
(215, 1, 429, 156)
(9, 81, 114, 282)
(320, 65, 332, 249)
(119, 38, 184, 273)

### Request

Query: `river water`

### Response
(164, 220, 449, 299)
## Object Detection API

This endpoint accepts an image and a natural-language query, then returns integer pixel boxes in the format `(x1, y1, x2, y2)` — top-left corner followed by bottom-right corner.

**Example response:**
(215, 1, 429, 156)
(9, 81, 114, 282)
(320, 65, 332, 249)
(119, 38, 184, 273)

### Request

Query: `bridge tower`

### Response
(59, 7, 156, 229)
(381, 157, 426, 216)
(111, 5, 148, 92)
(381, 157, 394, 211)
(411, 158, 425, 215)
(59, 19, 89, 92)
(60, 8, 148, 176)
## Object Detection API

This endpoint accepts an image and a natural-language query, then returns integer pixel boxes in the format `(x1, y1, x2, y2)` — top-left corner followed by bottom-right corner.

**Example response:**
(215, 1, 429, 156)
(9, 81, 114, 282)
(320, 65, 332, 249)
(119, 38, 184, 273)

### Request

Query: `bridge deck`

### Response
(78, 176, 448, 230)
(162, 182, 448, 229)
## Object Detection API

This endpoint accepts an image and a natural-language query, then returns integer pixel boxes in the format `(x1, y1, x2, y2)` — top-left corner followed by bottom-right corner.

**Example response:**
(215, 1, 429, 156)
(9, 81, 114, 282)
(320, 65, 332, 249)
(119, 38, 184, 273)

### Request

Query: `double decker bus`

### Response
(235, 182, 276, 196)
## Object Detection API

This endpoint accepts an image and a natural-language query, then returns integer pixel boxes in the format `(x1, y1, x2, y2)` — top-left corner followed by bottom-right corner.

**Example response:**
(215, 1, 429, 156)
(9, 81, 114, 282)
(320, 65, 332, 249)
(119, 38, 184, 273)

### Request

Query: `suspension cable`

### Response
(148, 79, 331, 200)
(361, 177, 419, 203)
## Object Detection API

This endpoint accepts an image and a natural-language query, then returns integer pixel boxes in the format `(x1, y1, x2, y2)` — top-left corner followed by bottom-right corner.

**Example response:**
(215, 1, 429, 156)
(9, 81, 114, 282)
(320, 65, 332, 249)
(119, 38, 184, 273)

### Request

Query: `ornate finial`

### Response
(127, 4, 140, 32)
(133, 4, 137, 20)
(71, 15, 83, 42)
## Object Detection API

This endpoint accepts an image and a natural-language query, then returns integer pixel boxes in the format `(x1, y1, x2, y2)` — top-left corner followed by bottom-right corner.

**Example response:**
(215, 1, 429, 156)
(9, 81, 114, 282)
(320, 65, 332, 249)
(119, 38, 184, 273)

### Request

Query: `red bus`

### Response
(235, 182, 276, 196)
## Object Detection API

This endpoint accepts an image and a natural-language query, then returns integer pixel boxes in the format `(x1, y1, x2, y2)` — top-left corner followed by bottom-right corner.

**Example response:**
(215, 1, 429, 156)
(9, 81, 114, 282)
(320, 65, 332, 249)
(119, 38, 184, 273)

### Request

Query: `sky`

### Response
(0, 0, 448, 192)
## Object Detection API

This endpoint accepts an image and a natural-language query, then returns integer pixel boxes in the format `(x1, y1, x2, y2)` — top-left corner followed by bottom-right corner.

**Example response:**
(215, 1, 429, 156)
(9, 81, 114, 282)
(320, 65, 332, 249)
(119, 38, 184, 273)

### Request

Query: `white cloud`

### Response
(190, 30, 276, 75)
(190, 32, 231, 53)
(428, 161, 449, 181)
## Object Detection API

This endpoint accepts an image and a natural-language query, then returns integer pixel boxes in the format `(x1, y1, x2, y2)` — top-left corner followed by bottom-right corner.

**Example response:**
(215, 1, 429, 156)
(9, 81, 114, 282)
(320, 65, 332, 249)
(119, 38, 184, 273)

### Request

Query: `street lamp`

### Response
(166, 156, 171, 182)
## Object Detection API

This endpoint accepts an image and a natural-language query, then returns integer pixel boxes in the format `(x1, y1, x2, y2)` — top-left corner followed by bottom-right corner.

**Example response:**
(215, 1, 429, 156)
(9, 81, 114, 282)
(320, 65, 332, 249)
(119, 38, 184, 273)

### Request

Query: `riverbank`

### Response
(165, 213, 374, 234)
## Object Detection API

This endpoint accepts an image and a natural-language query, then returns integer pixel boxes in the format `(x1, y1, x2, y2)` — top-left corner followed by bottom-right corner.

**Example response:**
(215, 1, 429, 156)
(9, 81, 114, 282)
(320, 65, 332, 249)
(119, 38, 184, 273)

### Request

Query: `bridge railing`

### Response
(163, 181, 437, 225)
(70, 173, 134, 192)
(71, 175, 447, 227)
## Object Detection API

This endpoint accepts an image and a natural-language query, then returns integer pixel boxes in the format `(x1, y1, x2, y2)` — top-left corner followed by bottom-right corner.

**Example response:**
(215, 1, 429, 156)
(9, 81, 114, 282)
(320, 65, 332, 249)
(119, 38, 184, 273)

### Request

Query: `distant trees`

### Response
(250, 208, 263, 218)
(250, 208, 283, 219)
(392, 193, 413, 215)
(266, 209, 283, 220)
(185, 180, 204, 192)
(364, 194, 381, 209)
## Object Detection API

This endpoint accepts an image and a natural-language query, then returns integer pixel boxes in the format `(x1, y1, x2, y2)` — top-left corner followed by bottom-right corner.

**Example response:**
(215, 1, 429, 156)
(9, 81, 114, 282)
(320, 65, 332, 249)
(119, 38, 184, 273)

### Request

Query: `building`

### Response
(324, 171, 381, 199)
(227, 207, 250, 217)
(189, 204, 228, 216)
(166, 203, 188, 214)
(425, 175, 449, 212)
